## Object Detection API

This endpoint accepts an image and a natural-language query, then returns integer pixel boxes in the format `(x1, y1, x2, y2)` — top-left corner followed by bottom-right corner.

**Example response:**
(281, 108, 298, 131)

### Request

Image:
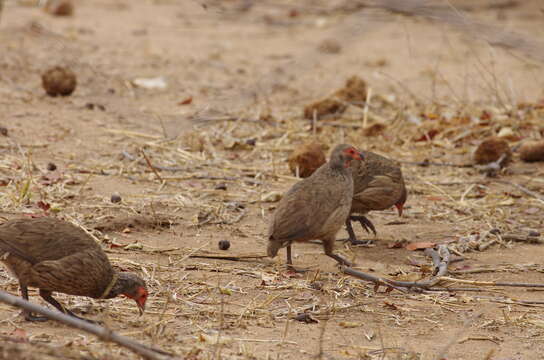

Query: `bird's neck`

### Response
(329, 160, 350, 173)
(101, 272, 121, 299)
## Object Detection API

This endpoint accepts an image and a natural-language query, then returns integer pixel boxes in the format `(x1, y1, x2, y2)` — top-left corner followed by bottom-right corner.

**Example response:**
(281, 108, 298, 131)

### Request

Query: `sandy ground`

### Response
(1, 1, 544, 359)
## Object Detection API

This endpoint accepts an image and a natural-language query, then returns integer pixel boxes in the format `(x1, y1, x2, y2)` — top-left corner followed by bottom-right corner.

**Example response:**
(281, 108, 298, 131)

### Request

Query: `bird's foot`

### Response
(286, 264, 309, 274)
(22, 311, 49, 322)
(349, 238, 374, 246)
(337, 237, 374, 246)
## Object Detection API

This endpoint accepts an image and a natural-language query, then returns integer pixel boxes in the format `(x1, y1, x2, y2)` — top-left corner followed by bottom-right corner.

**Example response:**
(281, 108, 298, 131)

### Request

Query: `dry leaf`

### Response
(339, 321, 363, 328)
(405, 242, 436, 251)
(178, 96, 193, 105)
(10, 328, 29, 343)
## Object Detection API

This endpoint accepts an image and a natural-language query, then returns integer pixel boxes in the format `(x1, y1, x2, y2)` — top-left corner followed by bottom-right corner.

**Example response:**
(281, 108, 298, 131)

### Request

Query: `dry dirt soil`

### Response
(1, 1, 544, 360)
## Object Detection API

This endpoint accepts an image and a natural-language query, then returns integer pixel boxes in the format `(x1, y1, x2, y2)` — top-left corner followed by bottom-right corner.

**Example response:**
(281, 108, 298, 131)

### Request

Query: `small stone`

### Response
(317, 38, 342, 54)
(309, 281, 323, 290)
(218, 240, 231, 250)
(294, 313, 319, 324)
(46, 162, 57, 171)
(214, 183, 227, 191)
(111, 193, 122, 203)
(0, 126, 8, 137)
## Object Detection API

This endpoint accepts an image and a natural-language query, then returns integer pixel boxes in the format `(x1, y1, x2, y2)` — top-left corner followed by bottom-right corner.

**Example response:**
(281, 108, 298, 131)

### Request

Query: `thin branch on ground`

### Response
(141, 149, 165, 183)
(0, 290, 176, 360)
(343, 245, 451, 292)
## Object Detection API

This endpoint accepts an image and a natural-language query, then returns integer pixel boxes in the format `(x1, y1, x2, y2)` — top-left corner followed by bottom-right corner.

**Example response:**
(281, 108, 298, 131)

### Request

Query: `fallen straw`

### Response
(0, 290, 176, 360)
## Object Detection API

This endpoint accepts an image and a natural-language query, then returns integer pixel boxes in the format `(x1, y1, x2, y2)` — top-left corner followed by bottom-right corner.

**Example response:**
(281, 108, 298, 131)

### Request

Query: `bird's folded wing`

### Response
(353, 175, 402, 209)
(29, 250, 112, 297)
(0, 239, 38, 264)
(269, 182, 341, 242)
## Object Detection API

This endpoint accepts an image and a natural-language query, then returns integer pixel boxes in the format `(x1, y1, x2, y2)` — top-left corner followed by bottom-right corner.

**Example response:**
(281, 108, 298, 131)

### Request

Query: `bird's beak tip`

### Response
(395, 204, 404, 217)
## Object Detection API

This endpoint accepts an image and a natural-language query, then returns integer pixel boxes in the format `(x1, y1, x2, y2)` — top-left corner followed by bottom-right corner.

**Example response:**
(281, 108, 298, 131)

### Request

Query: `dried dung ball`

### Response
(46, 162, 57, 171)
(303, 98, 346, 120)
(288, 142, 326, 178)
(110, 193, 122, 203)
(473, 137, 512, 166)
(363, 123, 386, 137)
(334, 75, 367, 105)
(42, 66, 77, 96)
(317, 38, 342, 54)
(218, 240, 231, 250)
(519, 140, 544, 162)
(45, 0, 74, 16)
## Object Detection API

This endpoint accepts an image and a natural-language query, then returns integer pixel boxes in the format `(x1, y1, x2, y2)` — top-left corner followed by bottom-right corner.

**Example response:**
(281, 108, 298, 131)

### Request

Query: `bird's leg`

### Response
(20, 284, 48, 322)
(39, 290, 98, 324)
(285, 245, 307, 273)
(344, 218, 374, 246)
(351, 215, 377, 236)
(286, 244, 293, 266)
(322, 238, 353, 267)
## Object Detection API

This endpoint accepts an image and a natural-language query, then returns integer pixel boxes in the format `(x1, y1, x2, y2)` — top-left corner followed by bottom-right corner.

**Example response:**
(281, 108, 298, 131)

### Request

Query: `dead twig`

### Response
(121, 151, 186, 172)
(141, 149, 165, 183)
(439, 277, 544, 288)
(189, 252, 268, 261)
(492, 179, 544, 204)
(400, 160, 472, 168)
(343, 244, 451, 292)
(0, 290, 176, 360)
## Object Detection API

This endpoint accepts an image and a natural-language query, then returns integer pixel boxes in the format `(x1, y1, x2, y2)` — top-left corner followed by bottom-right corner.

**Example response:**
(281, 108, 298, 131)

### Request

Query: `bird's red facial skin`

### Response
(343, 148, 364, 167)
(125, 287, 148, 315)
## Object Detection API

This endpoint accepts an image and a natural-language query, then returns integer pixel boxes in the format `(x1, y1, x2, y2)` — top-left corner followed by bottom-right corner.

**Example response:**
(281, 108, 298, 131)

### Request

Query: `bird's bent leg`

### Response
(344, 218, 374, 246)
(20, 284, 48, 322)
(323, 238, 353, 267)
(350, 215, 377, 236)
(39, 290, 98, 324)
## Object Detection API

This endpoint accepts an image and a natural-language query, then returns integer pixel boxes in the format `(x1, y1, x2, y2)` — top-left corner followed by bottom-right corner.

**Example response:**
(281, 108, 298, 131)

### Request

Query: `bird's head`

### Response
(394, 187, 408, 217)
(111, 272, 148, 315)
(331, 144, 365, 169)
(267, 238, 281, 258)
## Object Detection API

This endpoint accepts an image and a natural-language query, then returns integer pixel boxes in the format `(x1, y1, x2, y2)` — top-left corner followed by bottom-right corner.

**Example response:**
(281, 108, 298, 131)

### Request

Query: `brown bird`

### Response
(0, 217, 148, 322)
(268, 144, 364, 268)
(346, 150, 407, 245)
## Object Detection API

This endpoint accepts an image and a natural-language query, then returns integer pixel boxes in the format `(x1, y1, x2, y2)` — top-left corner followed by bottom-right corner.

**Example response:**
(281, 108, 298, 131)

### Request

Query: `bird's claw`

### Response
(23, 311, 49, 322)
(349, 238, 374, 246)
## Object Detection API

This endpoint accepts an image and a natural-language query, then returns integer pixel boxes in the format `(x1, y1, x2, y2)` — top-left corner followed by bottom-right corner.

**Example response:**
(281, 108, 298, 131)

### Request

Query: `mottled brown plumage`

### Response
(0, 217, 148, 322)
(346, 150, 407, 244)
(268, 144, 364, 268)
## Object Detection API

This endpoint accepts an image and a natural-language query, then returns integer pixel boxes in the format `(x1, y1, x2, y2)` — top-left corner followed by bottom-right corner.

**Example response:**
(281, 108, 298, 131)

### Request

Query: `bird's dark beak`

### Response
(136, 300, 145, 316)
(395, 203, 404, 217)
(358, 152, 365, 161)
